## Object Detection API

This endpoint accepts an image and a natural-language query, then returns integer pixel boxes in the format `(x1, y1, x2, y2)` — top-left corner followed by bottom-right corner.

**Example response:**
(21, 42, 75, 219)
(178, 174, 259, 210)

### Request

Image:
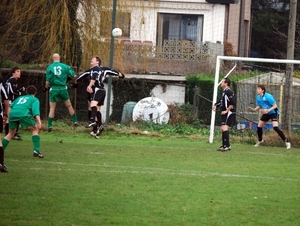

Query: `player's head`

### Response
(26, 85, 37, 95)
(221, 78, 231, 88)
(52, 53, 60, 62)
(95, 56, 101, 66)
(257, 84, 266, 94)
(90, 56, 101, 67)
(11, 66, 21, 77)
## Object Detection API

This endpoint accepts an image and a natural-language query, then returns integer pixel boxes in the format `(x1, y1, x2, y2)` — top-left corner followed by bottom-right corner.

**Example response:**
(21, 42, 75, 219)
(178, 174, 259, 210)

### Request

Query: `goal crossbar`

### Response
(209, 56, 300, 144)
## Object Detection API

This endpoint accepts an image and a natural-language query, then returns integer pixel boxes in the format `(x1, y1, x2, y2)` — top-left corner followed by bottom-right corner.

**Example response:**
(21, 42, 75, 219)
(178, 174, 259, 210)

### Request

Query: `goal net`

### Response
(209, 56, 300, 144)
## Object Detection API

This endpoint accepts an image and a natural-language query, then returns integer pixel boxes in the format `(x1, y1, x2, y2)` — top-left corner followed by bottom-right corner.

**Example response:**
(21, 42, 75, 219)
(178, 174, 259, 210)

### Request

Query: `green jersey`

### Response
(46, 62, 75, 87)
(9, 95, 40, 120)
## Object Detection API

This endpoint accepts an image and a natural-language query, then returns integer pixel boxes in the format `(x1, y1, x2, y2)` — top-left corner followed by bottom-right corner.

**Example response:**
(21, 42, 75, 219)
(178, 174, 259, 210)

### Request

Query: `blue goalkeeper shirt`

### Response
(256, 92, 280, 115)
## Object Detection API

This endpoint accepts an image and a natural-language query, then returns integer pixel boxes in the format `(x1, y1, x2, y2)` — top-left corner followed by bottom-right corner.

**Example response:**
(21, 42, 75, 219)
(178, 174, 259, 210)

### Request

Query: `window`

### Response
(117, 12, 131, 38)
(157, 13, 203, 46)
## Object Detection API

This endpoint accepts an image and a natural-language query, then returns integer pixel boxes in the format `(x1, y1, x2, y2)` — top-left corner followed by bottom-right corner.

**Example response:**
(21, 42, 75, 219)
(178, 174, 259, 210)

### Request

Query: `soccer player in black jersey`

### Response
(5, 67, 25, 140)
(212, 78, 236, 151)
(75, 56, 124, 138)
(75, 56, 102, 130)
(0, 77, 10, 172)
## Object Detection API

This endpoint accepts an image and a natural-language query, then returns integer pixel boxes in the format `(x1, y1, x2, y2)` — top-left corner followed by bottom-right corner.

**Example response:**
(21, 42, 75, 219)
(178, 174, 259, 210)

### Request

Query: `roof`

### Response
(125, 74, 186, 82)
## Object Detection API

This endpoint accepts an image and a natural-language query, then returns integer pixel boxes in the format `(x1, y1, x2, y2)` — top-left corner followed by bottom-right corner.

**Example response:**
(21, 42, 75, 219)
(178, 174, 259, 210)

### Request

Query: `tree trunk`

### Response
(282, 0, 297, 133)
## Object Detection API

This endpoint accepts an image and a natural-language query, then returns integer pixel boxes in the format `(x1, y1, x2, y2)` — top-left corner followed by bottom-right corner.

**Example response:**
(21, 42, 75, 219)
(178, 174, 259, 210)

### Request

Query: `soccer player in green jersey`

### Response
(2, 86, 43, 172)
(44, 53, 78, 132)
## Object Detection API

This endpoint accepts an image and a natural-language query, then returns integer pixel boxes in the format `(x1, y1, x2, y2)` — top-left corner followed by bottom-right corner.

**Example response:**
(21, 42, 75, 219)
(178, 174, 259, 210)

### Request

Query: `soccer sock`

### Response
(257, 127, 263, 141)
(48, 117, 53, 128)
(72, 113, 78, 123)
(15, 124, 19, 136)
(97, 111, 102, 126)
(221, 131, 224, 147)
(222, 130, 230, 147)
(2, 138, 9, 151)
(0, 147, 4, 165)
(90, 106, 97, 122)
(92, 125, 97, 133)
(88, 110, 91, 122)
(273, 127, 286, 141)
(32, 135, 40, 153)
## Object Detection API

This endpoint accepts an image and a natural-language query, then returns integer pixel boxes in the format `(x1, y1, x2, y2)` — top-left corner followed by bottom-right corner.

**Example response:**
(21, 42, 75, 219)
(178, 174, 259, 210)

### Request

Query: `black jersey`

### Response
(92, 66, 120, 88)
(5, 76, 21, 101)
(0, 77, 9, 113)
(215, 87, 235, 112)
(77, 66, 120, 89)
(76, 66, 100, 83)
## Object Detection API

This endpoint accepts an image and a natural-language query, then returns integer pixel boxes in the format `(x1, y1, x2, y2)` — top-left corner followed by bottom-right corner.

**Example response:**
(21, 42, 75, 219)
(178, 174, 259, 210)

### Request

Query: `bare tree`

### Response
(273, 21, 300, 53)
(0, 0, 135, 70)
(0, 0, 82, 67)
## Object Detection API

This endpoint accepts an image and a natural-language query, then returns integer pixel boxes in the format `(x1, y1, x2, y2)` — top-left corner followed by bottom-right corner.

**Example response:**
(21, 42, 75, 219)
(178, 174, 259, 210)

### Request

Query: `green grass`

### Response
(1, 128, 300, 226)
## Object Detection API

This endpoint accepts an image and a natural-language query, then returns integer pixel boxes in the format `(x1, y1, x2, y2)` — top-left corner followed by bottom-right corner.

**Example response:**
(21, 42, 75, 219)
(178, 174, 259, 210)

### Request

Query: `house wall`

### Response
(151, 84, 185, 105)
(227, 0, 252, 56)
(227, 4, 240, 53)
(128, 1, 226, 45)
(243, 0, 252, 57)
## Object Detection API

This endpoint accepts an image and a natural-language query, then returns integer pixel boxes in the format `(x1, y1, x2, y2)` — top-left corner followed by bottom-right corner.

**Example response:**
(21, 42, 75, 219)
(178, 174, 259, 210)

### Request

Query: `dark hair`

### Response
(223, 77, 231, 86)
(11, 66, 20, 74)
(95, 56, 101, 65)
(26, 85, 37, 95)
(257, 84, 266, 93)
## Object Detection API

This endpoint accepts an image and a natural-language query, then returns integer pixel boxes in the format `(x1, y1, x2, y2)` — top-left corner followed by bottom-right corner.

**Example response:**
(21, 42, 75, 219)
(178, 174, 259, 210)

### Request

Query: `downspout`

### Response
(238, 0, 244, 56)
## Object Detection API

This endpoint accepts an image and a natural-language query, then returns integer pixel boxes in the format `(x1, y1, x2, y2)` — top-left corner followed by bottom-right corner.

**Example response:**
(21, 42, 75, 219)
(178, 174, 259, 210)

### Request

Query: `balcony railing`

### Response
(103, 39, 224, 75)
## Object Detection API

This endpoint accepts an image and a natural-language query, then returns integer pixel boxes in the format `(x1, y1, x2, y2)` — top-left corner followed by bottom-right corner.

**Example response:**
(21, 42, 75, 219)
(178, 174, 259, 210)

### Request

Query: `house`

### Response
(77, 0, 252, 74)
(77, 0, 253, 122)
(116, 0, 252, 58)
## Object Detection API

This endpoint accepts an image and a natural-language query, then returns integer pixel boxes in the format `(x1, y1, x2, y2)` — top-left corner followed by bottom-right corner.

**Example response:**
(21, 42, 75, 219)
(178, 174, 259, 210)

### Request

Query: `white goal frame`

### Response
(209, 56, 300, 144)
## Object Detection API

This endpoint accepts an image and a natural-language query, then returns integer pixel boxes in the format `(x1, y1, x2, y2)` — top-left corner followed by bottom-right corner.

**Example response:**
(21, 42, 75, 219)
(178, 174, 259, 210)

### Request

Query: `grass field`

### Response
(1, 127, 300, 226)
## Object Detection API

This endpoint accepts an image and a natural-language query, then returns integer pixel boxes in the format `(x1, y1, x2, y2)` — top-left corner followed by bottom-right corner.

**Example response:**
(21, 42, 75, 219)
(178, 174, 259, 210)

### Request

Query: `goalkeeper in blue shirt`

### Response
(247, 84, 291, 149)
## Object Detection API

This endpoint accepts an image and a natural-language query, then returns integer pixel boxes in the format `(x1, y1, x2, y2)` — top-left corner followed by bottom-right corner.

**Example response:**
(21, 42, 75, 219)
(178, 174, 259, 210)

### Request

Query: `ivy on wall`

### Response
(1, 69, 158, 123)
(186, 74, 239, 125)
(110, 77, 157, 122)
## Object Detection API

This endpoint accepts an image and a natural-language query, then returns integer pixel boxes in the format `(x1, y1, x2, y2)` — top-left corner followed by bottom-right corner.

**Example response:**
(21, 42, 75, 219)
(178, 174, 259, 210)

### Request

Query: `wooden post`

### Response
(193, 86, 199, 118)
(282, 0, 297, 133)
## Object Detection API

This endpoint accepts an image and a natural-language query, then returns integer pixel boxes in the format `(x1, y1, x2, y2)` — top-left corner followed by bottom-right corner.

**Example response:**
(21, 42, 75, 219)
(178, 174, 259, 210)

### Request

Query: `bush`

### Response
(168, 103, 200, 125)
(2, 60, 18, 68)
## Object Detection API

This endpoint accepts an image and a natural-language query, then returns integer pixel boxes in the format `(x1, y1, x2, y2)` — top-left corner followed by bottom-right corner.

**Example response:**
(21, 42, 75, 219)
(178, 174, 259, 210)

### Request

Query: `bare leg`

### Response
(64, 99, 78, 124)
(64, 99, 75, 115)
(47, 102, 57, 130)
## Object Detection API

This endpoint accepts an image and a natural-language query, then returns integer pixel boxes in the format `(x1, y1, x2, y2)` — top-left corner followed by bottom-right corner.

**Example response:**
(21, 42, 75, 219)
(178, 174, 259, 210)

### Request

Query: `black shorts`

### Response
(0, 115, 3, 133)
(221, 112, 236, 126)
(91, 87, 106, 106)
(87, 92, 92, 102)
(260, 113, 278, 122)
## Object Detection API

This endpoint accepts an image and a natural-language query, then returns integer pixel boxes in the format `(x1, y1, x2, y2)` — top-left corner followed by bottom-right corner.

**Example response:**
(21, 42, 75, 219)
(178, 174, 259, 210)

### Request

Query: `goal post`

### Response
(209, 56, 300, 144)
